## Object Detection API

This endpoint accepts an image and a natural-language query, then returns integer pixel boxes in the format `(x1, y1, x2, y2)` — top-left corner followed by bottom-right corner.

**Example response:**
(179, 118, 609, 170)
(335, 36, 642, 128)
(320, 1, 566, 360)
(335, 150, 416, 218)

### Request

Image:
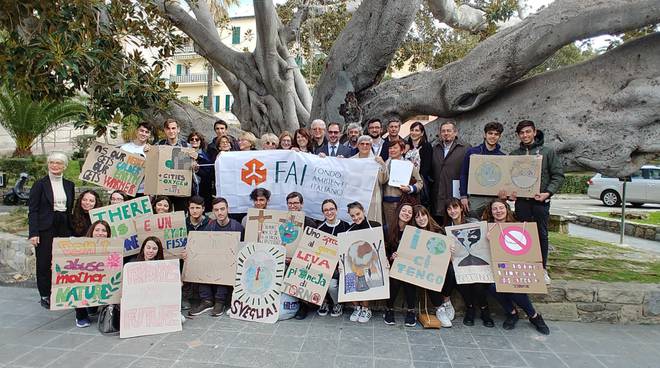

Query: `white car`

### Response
(587, 165, 660, 207)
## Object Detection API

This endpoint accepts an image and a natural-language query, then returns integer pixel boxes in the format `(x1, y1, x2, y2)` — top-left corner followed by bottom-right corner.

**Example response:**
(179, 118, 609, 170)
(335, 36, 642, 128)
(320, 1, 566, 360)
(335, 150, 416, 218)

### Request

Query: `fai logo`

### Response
(241, 158, 267, 185)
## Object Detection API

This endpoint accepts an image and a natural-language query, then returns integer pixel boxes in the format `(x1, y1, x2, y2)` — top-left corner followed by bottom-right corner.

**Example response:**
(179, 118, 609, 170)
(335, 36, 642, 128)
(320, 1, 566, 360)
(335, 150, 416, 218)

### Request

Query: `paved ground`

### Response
(1, 286, 659, 368)
(567, 223, 660, 254)
(549, 196, 660, 217)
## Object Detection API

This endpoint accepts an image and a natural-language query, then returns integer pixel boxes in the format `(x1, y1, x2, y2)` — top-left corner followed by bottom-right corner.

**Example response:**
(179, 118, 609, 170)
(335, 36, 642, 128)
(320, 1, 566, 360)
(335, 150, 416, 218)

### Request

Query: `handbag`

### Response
(97, 304, 120, 335)
(417, 290, 441, 329)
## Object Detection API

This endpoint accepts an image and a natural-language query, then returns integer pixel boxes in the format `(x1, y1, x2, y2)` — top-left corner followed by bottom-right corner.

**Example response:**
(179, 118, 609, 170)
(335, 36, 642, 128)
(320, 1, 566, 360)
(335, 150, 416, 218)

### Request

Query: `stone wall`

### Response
(531, 280, 660, 324)
(0, 232, 35, 283)
(570, 213, 660, 241)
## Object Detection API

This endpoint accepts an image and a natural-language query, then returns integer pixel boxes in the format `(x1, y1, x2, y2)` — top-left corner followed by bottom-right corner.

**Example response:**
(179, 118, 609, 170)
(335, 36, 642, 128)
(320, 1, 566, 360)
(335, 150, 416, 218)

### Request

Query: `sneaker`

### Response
(436, 306, 452, 328)
(383, 309, 395, 325)
(76, 318, 91, 328)
(529, 314, 550, 335)
(463, 307, 475, 326)
(503, 312, 519, 330)
(318, 302, 329, 316)
(349, 306, 361, 322)
(87, 307, 99, 317)
(404, 310, 416, 327)
(40, 297, 50, 310)
(295, 304, 308, 320)
(181, 299, 192, 311)
(544, 270, 551, 285)
(442, 300, 455, 320)
(210, 303, 226, 317)
(480, 307, 494, 328)
(180, 313, 187, 324)
(331, 303, 343, 317)
(188, 299, 214, 316)
(357, 307, 372, 323)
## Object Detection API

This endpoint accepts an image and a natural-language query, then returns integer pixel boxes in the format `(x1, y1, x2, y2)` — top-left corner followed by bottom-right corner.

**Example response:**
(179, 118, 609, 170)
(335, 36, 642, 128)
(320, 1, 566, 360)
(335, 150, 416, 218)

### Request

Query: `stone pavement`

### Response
(1, 286, 659, 368)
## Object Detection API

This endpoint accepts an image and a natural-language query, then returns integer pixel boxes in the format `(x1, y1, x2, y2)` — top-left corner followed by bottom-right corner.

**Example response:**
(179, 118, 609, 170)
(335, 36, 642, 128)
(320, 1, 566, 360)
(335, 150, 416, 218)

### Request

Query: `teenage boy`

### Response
(241, 187, 271, 228)
(186, 195, 209, 231)
(188, 197, 244, 317)
(459, 122, 506, 218)
(120, 122, 152, 196)
(207, 119, 239, 161)
(509, 120, 564, 284)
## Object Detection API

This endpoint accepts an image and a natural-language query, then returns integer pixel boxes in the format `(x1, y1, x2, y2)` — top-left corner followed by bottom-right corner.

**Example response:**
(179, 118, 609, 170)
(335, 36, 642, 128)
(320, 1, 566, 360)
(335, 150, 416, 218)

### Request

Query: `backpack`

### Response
(97, 304, 120, 335)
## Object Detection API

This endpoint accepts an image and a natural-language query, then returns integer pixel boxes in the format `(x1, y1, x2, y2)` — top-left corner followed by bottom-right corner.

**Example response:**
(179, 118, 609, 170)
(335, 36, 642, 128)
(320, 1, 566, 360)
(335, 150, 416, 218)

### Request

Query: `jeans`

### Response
(199, 284, 229, 302)
(488, 284, 536, 317)
(515, 199, 550, 267)
(387, 278, 417, 310)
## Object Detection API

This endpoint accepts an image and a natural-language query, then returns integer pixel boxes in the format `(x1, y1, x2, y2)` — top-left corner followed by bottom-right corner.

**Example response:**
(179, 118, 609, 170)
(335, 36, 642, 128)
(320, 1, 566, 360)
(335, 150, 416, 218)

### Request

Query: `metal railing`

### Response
(175, 45, 196, 54)
(169, 73, 213, 83)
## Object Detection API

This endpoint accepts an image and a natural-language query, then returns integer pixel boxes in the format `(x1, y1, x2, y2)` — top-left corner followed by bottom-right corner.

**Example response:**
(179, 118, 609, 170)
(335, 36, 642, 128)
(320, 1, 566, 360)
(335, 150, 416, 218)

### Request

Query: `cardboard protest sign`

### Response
(281, 227, 340, 305)
(487, 222, 547, 294)
(79, 142, 145, 196)
(89, 196, 153, 257)
(144, 145, 194, 197)
(243, 208, 305, 258)
(230, 243, 286, 324)
(181, 231, 241, 285)
(468, 155, 542, 198)
(120, 259, 182, 338)
(135, 211, 187, 259)
(446, 221, 494, 284)
(388, 159, 414, 187)
(390, 226, 451, 292)
(337, 227, 389, 302)
(50, 237, 123, 310)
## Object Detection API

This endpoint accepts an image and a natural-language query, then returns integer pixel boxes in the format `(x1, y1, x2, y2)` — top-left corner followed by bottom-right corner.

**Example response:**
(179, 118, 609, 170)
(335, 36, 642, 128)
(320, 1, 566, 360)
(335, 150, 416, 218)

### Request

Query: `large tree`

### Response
(153, 0, 660, 176)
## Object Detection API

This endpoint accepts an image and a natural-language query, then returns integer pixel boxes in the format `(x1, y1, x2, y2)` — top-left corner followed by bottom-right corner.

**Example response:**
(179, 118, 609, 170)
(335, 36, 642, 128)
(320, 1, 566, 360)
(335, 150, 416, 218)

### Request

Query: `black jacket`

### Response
(28, 176, 75, 238)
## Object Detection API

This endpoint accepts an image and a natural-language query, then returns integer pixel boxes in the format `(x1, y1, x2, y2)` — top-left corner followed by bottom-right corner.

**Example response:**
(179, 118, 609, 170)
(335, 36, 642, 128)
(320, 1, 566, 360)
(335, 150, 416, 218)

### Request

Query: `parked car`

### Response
(587, 165, 660, 207)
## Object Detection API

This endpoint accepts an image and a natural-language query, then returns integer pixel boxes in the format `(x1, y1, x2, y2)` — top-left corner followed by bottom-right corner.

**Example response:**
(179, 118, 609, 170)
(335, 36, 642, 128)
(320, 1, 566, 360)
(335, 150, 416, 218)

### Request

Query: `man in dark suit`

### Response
(316, 122, 354, 157)
(28, 152, 75, 309)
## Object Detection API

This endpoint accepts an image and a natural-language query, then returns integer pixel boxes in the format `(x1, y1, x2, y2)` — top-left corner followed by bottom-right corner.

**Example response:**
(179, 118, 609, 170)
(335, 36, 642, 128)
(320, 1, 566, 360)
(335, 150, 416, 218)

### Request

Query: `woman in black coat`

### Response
(28, 152, 75, 309)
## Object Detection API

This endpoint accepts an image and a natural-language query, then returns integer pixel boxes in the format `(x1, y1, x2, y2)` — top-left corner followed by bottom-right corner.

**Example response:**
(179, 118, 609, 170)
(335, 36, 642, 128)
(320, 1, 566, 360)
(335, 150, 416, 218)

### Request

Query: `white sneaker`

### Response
(180, 313, 187, 324)
(436, 306, 452, 328)
(442, 300, 455, 321)
(350, 306, 361, 322)
(544, 270, 551, 285)
(358, 307, 372, 323)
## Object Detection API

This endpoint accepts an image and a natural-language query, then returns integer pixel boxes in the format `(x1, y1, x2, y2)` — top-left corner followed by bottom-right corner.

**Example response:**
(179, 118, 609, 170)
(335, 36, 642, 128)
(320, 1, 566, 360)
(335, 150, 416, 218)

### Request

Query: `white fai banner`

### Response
(216, 151, 379, 222)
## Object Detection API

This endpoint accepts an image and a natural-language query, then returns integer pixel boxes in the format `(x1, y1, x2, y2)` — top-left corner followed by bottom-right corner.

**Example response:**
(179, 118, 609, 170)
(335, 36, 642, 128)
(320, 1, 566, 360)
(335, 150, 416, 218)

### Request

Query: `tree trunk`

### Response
(426, 33, 660, 177)
(206, 64, 214, 113)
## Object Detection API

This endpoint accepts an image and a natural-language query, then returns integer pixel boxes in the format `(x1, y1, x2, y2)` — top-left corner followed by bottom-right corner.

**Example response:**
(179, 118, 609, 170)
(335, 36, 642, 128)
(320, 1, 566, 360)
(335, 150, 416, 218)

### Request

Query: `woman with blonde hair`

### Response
(260, 133, 279, 150)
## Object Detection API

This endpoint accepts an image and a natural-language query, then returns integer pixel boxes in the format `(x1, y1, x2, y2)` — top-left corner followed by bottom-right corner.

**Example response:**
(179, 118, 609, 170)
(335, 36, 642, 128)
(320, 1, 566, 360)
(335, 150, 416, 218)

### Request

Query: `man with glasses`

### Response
(366, 118, 385, 157)
(316, 122, 353, 157)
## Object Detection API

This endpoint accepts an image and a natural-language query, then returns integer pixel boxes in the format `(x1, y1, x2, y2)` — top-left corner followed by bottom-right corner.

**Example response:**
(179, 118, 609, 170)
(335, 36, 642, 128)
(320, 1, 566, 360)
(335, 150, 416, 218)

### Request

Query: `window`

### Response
(215, 96, 220, 113)
(175, 64, 182, 76)
(203, 96, 210, 109)
(232, 26, 241, 44)
(225, 95, 231, 111)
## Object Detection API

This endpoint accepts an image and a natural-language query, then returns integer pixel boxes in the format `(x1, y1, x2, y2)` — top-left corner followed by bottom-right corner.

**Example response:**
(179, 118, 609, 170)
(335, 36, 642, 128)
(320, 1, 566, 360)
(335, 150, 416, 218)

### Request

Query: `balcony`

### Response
(170, 73, 217, 84)
(175, 45, 196, 54)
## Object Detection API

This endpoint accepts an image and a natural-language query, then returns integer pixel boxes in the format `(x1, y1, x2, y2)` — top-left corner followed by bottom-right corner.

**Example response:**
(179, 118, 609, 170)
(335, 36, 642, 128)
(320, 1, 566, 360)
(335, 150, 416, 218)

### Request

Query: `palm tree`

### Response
(0, 87, 86, 157)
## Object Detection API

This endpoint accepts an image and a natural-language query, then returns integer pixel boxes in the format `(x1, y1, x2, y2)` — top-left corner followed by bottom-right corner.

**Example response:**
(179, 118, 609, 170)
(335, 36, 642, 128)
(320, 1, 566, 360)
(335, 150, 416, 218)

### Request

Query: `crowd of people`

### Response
(28, 116, 563, 336)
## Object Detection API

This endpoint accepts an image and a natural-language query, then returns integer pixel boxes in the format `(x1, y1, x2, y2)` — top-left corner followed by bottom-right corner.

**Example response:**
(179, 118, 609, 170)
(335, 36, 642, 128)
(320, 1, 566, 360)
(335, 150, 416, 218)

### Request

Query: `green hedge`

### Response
(557, 174, 591, 194)
(0, 157, 48, 187)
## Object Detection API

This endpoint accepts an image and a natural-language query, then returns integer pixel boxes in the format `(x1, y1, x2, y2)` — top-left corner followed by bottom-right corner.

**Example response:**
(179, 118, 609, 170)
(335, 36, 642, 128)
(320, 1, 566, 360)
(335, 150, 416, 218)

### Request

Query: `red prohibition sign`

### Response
(498, 226, 532, 256)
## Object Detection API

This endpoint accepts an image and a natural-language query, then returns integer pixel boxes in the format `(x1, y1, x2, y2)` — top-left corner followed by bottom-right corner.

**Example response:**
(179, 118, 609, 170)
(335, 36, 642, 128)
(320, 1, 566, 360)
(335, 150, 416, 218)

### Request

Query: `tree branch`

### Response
(427, 0, 488, 32)
(281, 0, 311, 45)
(360, 0, 660, 120)
(311, 0, 421, 124)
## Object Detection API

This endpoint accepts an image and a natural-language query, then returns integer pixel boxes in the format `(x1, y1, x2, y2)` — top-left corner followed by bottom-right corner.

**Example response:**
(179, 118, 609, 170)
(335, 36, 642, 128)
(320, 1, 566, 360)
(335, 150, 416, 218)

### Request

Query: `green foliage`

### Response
(0, 0, 182, 138)
(527, 43, 596, 78)
(0, 156, 48, 181)
(590, 211, 660, 226)
(70, 134, 98, 160)
(549, 232, 660, 283)
(557, 174, 591, 194)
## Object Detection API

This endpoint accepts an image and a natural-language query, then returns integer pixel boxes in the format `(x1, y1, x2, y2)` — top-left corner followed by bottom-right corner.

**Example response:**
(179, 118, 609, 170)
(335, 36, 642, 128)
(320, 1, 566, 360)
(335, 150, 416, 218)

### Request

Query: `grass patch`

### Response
(548, 232, 660, 283)
(63, 159, 83, 187)
(589, 211, 660, 226)
(0, 207, 28, 234)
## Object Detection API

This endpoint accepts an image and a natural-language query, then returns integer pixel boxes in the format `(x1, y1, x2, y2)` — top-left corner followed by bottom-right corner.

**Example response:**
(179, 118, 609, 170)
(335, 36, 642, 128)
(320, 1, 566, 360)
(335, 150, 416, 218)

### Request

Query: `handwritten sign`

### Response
(89, 197, 153, 257)
(182, 231, 241, 285)
(337, 227, 390, 302)
(390, 226, 451, 292)
(79, 142, 145, 196)
(135, 211, 188, 259)
(144, 145, 193, 197)
(446, 221, 494, 284)
(120, 260, 182, 338)
(50, 237, 123, 310)
(230, 243, 286, 324)
(281, 227, 339, 306)
(468, 155, 542, 198)
(244, 208, 305, 258)
(487, 222, 547, 294)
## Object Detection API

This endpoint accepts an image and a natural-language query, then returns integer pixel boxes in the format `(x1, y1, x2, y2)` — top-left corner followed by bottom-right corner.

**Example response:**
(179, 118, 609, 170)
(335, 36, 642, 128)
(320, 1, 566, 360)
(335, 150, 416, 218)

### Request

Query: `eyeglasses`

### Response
(264, 141, 276, 145)
(328, 131, 340, 135)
